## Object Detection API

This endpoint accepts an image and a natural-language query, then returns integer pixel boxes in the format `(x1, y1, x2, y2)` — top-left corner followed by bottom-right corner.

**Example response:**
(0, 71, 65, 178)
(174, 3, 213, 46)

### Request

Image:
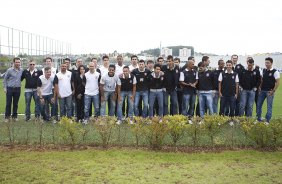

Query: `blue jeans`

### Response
(117, 91, 134, 120)
(256, 90, 274, 122)
(59, 95, 72, 118)
(219, 96, 236, 117)
(163, 90, 178, 115)
(198, 92, 214, 118)
(212, 91, 219, 114)
(5, 87, 21, 119)
(239, 90, 256, 117)
(40, 94, 56, 121)
(134, 90, 149, 117)
(182, 93, 196, 117)
(25, 91, 40, 119)
(101, 91, 116, 116)
(149, 90, 163, 117)
(84, 94, 100, 119)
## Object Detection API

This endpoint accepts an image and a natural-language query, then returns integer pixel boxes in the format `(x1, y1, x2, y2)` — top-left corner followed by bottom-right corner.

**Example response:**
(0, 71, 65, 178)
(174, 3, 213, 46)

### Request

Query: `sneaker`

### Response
(159, 118, 163, 123)
(188, 120, 193, 124)
(264, 122, 270, 126)
(4, 118, 9, 123)
(229, 121, 234, 126)
(25, 118, 31, 122)
(52, 119, 57, 124)
(83, 119, 88, 125)
(13, 118, 19, 122)
(116, 120, 122, 125)
(129, 120, 134, 125)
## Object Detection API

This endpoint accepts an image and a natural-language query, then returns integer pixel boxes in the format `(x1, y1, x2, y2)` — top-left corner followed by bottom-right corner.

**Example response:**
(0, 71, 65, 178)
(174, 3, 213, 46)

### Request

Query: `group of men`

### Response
(2, 54, 280, 124)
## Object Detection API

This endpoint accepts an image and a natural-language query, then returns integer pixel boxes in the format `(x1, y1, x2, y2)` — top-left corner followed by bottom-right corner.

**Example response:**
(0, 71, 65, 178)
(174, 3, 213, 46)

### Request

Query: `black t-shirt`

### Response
(131, 68, 151, 91)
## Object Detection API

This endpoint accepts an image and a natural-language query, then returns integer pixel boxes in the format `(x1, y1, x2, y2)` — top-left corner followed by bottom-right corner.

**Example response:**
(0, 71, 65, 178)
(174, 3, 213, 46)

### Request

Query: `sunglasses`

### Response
(30, 64, 35, 65)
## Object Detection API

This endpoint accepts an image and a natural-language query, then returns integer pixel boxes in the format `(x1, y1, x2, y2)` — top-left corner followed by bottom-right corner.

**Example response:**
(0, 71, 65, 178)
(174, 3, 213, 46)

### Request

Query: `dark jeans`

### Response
(220, 96, 236, 117)
(256, 90, 274, 122)
(163, 90, 178, 115)
(40, 94, 56, 121)
(25, 91, 40, 119)
(5, 87, 21, 119)
(76, 96, 84, 121)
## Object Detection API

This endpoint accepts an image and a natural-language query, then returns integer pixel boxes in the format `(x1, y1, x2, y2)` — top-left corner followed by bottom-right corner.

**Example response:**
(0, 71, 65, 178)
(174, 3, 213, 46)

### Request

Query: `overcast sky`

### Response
(1, 0, 281, 55)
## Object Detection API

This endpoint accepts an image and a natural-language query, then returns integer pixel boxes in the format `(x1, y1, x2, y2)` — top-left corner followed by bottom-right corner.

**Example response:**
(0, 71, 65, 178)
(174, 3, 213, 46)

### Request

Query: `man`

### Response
(179, 58, 197, 118)
(218, 60, 239, 117)
(99, 55, 110, 77)
(174, 57, 183, 114)
(131, 59, 151, 117)
(117, 66, 136, 124)
(202, 56, 210, 68)
(84, 62, 101, 124)
(181, 56, 195, 71)
(100, 64, 119, 116)
(239, 58, 261, 117)
(156, 57, 164, 66)
(53, 62, 73, 118)
(212, 59, 225, 114)
(146, 60, 154, 72)
(129, 55, 139, 71)
(63, 58, 72, 71)
(162, 55, 180, 115)
(3, 57, 23, 122)
(148, 64, 164, 118)
(197, 61, 214, 118)
(37, 67, 57, 123)
(115, 55, 125, 76)
(256, 57, 280, 123)
(231, 54, 244, 116)
(21, 59, 43, 121)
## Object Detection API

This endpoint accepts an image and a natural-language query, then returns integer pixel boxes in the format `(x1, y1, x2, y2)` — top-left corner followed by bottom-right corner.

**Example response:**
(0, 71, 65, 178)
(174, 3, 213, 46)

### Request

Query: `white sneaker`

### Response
(83, 120, 88, 125)
(129, 120, 134, 125)
(4, 119, 9, 123)
(116, 120, 122, 125)
(13, 118, 19, 122)
(188, 120, 193, 124)
(264, 122, 270, 126)
(229, 121, 234, 126)
(52, 119, 57, 124)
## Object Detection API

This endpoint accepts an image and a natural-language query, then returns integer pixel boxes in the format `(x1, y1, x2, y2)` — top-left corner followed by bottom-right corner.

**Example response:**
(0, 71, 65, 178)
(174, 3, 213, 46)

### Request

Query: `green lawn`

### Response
(0, 149, 281, 183)
(1, 75, 282, 117)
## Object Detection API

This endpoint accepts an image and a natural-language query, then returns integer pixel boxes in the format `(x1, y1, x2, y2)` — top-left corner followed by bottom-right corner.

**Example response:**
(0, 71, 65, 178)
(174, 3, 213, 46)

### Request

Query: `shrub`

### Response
(129, 117, 147, 146)
(94, 116, 117, 148)
(163, 115, 188, 146)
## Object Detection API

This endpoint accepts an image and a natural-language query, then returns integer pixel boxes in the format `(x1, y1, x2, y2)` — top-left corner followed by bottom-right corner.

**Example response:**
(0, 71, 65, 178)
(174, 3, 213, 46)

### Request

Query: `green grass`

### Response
(0, 149, 281, 183)
(1, 75, 282, 117)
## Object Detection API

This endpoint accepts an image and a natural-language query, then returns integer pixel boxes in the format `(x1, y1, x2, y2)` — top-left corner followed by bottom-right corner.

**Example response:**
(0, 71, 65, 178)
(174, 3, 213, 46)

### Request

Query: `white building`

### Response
(161, 48, 172, 57)
(179, 48, 191, 57)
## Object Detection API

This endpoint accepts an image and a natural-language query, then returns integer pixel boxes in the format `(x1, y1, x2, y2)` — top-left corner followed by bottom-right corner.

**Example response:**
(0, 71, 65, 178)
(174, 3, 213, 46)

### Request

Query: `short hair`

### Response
(218, 59, 224, 65)
(198, 61, 205, 67)
(109, 64, 116, 70)
(154, 64, 161, 69)
(231, 54, 238, 58)
(167, 55, 173, 61)
(188, 56, 194, 61)
(147, 60, 154, 64)
(45, 57, 52, 62)
(131, 55, 138, 60)
(202, 56, 209, 62)
(123, 66, 129, 70)
(265, 57, 273, 63)
(91, 58, 98, 62)
(44, 66, 51, 72)
(157, 57, 163, 62)
(29, 59, 35, 63)
(226, 60, 232, 65)
(247, 58, 254, 64)
(117, 54, 123, 58)
(64, 58, 71, 62)
(76, 58, 82, 62)
(13, 57, 21, 62)
(174, 58, 180, 62)
(102, 55, 109, 60)
(138, 59, 145, 64)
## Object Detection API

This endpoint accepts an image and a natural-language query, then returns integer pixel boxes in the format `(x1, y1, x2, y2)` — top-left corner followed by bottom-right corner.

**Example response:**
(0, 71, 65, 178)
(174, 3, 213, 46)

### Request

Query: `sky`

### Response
(1, 0, 282, 55)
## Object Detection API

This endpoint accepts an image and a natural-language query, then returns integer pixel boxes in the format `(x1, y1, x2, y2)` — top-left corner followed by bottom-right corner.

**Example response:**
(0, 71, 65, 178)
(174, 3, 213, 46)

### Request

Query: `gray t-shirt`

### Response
(100, 74, 119, 92)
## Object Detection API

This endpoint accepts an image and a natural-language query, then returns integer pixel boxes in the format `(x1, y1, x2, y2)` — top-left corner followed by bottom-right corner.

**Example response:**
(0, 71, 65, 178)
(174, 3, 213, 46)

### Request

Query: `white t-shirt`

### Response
(117, 74, 137, 85)
(99, 65, 109, 77)
(38, 75, 54, 96)
(55, 71, 72, 98)
(115, 64, 125, 76)
(129, 64, 139, 72)
(100, 74, 119, 92)
(85, 71, 100, 95)
(260, 68, 280, 79)
(218, 71, 239, 82)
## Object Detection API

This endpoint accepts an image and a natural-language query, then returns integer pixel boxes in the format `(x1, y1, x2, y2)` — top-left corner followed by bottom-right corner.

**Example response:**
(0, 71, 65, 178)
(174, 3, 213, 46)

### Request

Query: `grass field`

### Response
(0, 149, 281, 183)
(1, 76, 282, 117)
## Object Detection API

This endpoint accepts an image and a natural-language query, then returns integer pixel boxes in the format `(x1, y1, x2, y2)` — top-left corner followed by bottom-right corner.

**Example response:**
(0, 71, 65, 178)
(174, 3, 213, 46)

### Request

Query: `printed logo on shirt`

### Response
(140, 78, 144, 82)
(237, 66, 240, 69)
(144, 73, 147, 76)
(269, 73, 272, 76)
(176, 70, 178, 73)
(206, 73, 210, 77)
(130, 80, 132, 83)
(253, 71, 256, 75)
(35, 73, 37, 76)
(161, 77, 164, 80)
(232, 76, 234, 79)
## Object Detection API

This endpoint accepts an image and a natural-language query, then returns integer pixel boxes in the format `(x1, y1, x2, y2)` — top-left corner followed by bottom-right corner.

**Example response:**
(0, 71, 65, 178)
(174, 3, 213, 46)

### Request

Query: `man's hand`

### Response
(219, 92, 222, 97)
(101, 95, 105, 102)
(40, 98, 45, 104)
(130, 95, 134, 102)
(268, 90, 275, 96)
(72, 90, 75, 95)
(77, 94, 82, 100)
(51, 98, 55, 104)
(3, 89, 6, 93)
(112, 94, 117, 101)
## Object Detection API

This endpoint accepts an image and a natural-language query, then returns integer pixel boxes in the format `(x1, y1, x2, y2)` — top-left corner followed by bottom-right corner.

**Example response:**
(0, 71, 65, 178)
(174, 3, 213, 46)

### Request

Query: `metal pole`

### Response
(11, 28, 14, 56)
(8, 28, 10, 55)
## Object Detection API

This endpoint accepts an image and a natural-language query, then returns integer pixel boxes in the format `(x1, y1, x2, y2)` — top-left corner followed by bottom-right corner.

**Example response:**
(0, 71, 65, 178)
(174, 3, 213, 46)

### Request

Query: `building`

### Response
(179, 48, 192, 57)
(161, 48, 172, 57)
